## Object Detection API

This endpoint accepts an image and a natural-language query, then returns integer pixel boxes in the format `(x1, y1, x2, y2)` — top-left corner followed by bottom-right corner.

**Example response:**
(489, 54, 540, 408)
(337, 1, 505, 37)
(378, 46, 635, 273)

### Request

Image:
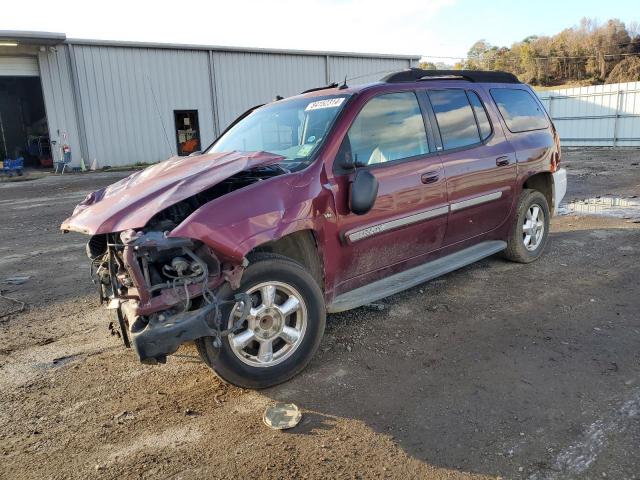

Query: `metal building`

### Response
(0, 31, 418, 168)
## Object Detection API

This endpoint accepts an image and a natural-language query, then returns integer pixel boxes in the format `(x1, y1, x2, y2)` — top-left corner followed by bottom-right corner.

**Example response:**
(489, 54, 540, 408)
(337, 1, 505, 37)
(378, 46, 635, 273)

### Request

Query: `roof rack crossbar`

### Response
(301, 82, 339, 94)
(381, 68, 520, 84)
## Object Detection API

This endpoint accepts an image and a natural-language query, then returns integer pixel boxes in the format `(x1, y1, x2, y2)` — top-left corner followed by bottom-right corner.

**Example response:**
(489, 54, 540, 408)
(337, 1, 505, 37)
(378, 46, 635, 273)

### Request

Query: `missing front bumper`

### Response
(132, 303, 219, 364)
(130, 293, 251, 365)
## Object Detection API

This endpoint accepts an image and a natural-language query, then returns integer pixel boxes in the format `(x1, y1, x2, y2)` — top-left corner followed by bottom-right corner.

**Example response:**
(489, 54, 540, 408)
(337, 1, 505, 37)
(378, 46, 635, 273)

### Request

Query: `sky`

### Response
(1, 0, 637, 60)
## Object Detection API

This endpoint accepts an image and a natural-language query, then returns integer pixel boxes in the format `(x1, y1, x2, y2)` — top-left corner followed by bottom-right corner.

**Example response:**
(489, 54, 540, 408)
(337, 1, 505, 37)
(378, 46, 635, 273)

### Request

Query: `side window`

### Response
(467, 91, 492, 140)
(346, 92, 429, 166)
(490, 88, 548, 132)
(428, 89, 480, 150)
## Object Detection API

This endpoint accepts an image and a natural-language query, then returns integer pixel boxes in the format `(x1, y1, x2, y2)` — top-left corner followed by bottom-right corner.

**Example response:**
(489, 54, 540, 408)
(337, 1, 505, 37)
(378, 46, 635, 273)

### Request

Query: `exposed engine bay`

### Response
(85, 165, 286, 364)
(145, 164, 286, 232)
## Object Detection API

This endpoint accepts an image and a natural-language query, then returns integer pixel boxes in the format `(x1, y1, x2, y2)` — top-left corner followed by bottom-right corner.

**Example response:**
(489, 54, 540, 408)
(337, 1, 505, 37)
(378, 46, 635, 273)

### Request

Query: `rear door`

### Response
(489, 87, 556, 180)
(424, 88, 517, 245)
(331, 90, 447, 290)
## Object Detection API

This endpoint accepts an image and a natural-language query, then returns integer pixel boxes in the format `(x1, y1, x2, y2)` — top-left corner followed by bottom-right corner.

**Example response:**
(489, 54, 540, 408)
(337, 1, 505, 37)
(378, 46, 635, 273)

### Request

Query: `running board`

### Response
(327, 240, 507, 313)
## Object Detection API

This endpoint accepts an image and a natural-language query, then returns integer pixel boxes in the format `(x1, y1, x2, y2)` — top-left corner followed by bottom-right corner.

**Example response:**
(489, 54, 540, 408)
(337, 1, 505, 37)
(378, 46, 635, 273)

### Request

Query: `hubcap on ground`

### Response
(227, 282, 307, 368)
(523, 203, 545, 251)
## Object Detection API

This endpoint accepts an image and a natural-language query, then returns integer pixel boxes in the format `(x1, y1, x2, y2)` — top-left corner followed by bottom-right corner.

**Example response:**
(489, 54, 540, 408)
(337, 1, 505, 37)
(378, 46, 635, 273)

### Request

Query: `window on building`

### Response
(174, 110, 201, 156)
(428, 89, 481, 150)
(489, 88, 548, 132)
(345, 92, 429, 166)
(466, 90, 492, 140)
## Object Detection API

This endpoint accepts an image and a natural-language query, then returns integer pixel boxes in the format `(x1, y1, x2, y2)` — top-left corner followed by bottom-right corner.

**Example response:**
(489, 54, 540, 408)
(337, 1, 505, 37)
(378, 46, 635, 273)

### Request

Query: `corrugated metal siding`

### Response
(212, 51, 326, 129)
(536, 82, 640, 147)
(34, 42, 417, 167)
(213, 53, 413, 130)
(0, 56, 39, 76)
(71, 45, 215, 166)
(38, 46, 83, 164)
(328, 56, 411, 85)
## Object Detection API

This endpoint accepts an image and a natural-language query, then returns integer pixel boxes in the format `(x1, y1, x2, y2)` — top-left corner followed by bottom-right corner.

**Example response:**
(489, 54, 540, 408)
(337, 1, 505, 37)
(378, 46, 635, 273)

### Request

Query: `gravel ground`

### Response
(1, 148, 639, 480)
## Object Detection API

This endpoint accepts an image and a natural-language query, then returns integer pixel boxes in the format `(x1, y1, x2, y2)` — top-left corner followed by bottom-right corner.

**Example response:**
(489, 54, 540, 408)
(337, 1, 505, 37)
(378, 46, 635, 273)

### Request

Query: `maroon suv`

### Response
(62, 68, 567, 388)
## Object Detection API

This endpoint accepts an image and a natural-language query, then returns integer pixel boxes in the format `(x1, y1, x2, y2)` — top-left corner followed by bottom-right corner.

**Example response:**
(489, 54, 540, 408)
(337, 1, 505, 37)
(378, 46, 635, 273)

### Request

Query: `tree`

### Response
(418, 61, 437, 70)
(466, 40, 492, 69)
(455, 17, 640, 86)
(606, 56, 640, 83)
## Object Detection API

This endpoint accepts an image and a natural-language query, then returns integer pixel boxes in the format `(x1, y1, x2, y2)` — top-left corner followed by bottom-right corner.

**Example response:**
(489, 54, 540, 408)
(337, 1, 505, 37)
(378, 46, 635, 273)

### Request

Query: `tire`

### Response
(196, 253, 326, 389)
(503, 189, 550, 263)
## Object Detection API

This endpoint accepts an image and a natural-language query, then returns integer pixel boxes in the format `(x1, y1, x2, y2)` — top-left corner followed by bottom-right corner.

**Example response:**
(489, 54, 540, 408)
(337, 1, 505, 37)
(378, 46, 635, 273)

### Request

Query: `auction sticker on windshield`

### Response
(305, 98, 345, 111)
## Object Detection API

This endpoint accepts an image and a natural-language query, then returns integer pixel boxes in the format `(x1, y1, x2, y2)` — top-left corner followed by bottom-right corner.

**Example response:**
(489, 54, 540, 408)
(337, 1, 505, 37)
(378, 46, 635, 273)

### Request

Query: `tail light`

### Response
(550, 129, 561, 173)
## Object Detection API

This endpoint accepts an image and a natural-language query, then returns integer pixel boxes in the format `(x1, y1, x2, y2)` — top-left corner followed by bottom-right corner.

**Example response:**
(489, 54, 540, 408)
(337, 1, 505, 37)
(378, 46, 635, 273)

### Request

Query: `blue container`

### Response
(1, 157, 24, 176)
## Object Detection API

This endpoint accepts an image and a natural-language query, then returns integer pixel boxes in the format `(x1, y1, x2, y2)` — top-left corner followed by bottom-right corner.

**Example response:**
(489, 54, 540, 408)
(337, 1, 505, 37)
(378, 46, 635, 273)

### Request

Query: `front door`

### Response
(330, 91, 448, 294)
(425, 88, 517, 246)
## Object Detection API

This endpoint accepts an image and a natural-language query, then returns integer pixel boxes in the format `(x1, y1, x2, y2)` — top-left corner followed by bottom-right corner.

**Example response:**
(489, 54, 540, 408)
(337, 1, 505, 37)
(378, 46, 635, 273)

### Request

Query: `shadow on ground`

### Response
(267, 225, 640, 479)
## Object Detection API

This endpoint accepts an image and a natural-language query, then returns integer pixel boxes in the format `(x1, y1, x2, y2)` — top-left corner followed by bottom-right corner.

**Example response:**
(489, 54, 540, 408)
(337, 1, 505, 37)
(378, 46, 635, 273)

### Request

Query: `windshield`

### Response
(208, 94, 349, 171)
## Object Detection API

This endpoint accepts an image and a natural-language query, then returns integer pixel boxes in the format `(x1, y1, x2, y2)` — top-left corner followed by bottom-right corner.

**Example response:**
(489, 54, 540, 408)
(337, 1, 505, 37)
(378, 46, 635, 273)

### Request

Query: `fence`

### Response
(535, 81, 640, 147)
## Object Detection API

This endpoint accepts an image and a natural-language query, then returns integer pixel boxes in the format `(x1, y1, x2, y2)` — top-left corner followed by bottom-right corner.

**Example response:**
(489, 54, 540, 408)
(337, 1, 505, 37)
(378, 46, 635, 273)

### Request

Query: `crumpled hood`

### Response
(60, 151, 284, 235)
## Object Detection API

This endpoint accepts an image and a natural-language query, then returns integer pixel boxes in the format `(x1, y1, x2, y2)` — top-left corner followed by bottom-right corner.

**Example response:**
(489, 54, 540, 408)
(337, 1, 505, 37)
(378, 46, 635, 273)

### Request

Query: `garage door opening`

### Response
(0, 76, 51, 168)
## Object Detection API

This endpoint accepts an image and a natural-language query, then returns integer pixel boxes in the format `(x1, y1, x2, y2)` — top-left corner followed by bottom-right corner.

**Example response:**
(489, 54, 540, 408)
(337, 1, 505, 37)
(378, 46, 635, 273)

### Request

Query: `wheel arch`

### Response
(522, 172, 553, 211)
(247, 230, 324, 293)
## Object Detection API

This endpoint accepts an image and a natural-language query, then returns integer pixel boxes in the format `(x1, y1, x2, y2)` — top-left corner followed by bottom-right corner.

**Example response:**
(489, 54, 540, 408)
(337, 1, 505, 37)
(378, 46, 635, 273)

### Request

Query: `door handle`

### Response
(421, 172, 439, 184)
(496, 156, 511, 167)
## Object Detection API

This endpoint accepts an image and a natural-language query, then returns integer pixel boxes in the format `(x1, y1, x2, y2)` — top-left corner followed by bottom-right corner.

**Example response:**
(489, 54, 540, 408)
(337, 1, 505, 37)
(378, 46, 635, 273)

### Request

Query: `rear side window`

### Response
(467, 91, 492, 140)
(428, 89, 480, 150)
(490, 88, 548, 132)
(346, 92, 429, 166)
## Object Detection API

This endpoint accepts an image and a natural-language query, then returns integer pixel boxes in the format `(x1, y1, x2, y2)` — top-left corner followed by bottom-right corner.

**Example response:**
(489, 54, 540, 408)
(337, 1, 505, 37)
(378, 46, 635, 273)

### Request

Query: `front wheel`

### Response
(503, 189, 550, 263)
(196, 253, 325, 389)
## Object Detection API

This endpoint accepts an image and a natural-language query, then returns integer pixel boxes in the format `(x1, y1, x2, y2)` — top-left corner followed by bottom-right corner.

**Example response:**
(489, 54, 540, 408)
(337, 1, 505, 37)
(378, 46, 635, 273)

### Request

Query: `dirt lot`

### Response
(1, 149, 639, 480)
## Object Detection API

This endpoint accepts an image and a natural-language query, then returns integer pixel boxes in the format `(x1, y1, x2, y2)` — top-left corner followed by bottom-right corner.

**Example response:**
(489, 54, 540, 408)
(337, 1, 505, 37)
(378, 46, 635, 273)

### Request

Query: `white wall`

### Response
(212, 51, 326, 130)
(70, 45, 216, 166)
(536, 82, 640, 147)
(38, 45, 84, 165)
(38, 42, 417, 167)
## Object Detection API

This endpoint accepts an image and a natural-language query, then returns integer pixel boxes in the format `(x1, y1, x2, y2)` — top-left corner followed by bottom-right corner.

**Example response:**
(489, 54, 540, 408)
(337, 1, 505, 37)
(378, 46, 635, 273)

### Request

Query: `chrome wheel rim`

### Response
(227, 281, 307, 368)
(523, 203, 545, 251)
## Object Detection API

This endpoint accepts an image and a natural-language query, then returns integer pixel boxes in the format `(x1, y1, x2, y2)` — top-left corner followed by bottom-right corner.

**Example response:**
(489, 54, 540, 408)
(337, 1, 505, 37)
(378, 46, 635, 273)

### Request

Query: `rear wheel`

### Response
(503, 189, 550, 263)
(196, 253, 325, 389)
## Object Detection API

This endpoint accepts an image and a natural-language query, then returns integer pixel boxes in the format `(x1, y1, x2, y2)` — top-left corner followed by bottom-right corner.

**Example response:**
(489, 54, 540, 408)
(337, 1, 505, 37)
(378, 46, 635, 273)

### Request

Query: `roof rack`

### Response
(301, 82, 339, 94)
(381, 68, 520, 84)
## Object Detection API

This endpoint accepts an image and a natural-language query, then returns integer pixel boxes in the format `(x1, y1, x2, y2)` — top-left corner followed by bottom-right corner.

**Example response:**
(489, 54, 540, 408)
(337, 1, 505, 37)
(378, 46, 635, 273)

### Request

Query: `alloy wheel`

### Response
(227, 281, 307, 368)
(522, 203, 545, 251)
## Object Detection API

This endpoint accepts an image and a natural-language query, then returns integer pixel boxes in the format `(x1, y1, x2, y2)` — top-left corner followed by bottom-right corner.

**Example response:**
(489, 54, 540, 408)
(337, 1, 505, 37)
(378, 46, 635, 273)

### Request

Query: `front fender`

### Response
(168, 170, 325, 262)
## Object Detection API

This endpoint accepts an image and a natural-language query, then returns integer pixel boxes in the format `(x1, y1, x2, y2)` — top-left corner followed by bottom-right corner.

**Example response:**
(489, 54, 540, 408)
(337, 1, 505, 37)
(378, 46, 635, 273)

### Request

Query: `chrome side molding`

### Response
(450, 191, 503, 212)
(345, 190, 503, 244)
(346, 205, 449, 243)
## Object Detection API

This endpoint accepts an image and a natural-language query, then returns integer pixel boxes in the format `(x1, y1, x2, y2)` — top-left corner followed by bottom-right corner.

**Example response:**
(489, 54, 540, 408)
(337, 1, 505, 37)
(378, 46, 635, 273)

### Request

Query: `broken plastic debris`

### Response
(263, 402, 302, 430)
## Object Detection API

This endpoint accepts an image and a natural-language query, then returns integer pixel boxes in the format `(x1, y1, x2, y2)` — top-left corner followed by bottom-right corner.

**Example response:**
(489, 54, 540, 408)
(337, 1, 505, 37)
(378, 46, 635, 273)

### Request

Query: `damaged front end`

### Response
(89, 229, 250, 364)
(62, 151, 292, 365)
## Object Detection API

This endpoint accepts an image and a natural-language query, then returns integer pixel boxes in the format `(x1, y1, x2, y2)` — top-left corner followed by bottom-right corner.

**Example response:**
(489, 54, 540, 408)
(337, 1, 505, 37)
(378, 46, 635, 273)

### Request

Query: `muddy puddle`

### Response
(559, 196, 640, 220)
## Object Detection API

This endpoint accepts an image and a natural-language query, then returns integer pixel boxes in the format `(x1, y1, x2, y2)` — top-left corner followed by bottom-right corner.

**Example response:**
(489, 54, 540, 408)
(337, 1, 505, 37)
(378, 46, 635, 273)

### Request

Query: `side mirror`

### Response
(349, 170, 378, 215)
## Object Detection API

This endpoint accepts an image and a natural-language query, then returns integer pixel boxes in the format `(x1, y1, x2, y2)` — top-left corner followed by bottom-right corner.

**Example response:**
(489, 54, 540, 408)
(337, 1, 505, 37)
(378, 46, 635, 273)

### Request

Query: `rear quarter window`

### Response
(490, 88, 548, 133)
